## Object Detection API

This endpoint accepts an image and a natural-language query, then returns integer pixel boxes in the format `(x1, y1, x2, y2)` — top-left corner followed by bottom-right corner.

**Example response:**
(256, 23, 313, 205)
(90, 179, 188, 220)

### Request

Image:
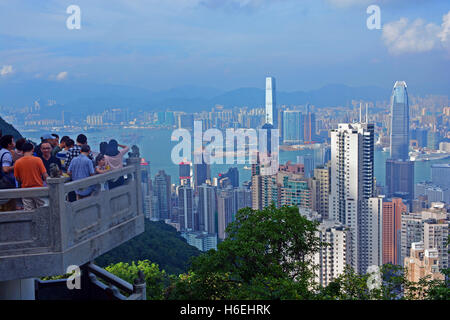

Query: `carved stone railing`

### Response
(34, 262, 146, 300)
(0, 157, 144, 282)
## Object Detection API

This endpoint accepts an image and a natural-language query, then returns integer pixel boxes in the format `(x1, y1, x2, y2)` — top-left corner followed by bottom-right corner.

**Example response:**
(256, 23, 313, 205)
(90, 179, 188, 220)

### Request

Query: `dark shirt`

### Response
(66, 145, 94, 169)
(40, 155, 62, 174)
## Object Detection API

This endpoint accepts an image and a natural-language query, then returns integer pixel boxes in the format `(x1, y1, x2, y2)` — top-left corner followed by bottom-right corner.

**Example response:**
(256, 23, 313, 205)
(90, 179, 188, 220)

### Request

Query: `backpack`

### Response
(0, 151, 16, 189)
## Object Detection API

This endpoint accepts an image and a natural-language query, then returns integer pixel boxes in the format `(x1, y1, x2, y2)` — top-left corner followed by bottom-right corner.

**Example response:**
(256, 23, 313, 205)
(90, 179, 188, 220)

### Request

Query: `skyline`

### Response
(0, 1, 449, 96)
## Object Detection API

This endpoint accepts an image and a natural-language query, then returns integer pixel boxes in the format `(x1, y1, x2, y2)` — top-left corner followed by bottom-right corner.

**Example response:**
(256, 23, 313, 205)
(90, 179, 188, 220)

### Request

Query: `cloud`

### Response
(55, 71, 68, 81)
(438, 11, 450, 44)
(1, 65, 14, 76)
(199, 0, 282, 11)
(327, 0, 373, 7)
(382, 11, 450, 55)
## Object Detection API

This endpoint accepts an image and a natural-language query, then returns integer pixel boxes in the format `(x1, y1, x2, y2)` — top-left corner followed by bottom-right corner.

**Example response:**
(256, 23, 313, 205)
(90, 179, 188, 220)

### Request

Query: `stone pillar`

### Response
(133, 270, 146, 300)
(127, 157, 143, 217)
(47, 177, 67, 251)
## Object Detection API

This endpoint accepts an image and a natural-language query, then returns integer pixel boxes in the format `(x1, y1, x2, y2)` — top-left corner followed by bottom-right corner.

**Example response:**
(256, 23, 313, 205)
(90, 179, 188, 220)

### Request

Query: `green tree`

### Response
(105, 260, 170, 300)
(166, 205, 324, 300)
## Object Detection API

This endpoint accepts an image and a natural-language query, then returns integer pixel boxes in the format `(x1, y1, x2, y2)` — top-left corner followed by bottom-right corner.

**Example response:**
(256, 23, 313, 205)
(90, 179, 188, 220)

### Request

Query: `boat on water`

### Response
(409, 151, 450, 162)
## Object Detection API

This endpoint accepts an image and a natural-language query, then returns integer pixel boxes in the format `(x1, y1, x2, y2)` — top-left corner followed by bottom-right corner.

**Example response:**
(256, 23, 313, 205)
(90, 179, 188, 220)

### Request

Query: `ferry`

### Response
(409, 151, 450, 162)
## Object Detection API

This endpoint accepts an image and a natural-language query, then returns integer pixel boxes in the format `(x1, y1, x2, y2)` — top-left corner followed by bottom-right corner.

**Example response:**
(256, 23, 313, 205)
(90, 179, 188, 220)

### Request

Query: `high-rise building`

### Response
(314, 220, 352, 287)
(153, 170, 171, 220)
(329, 122, 378, 274)
(312, 166, 330, 220)
(194, 158, 211, 189)
(217, 188, 235, 241)
(382, 198, 407, 265)
(390, 81, 409, 160)
(179, 161, 192, 186)
(265, 77, 277, 127)
(283, 110, 303, 144)
(431, 164, 450, 189)
(385, 159, 414, 202)
(400, 204, 448, 267)
(303, 104, 316, 143)
(140, 158, 152, 219)
(198, 184, 217, 234)
(367, 196, 384, 268)
(404, 242, 445, 286)
(178, 185, 195, 231)
(233, 187, 252, 213)
(386, 81, 414, 203)
(386, 81, 414, 204)
(423, 218, 449, 270)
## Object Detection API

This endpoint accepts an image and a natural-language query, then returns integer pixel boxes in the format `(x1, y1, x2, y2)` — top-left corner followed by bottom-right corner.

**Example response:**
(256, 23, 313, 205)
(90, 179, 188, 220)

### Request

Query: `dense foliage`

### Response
(95, 220, 201, 275)
(92, 206, 450, 300)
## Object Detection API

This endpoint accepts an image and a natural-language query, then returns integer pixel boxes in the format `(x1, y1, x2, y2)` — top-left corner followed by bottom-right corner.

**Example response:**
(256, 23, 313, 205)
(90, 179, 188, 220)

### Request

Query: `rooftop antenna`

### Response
(365, 103, 369, 124)
(359, 102, 362, 123)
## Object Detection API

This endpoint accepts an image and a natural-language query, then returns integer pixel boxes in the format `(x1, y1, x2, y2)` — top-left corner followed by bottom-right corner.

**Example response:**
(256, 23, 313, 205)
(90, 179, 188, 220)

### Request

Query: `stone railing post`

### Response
(46, 177, 67, 252)
(132, 270, 146, 300)
(127, 157, 143, 216)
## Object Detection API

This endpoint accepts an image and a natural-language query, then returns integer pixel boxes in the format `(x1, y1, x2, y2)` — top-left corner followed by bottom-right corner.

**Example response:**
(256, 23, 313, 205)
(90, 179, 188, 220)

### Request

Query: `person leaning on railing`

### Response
(0, 135, 17, 211)
(67, 144, 95, 200)
(104, 140, 129, 189)
(13, 142, 49, 211)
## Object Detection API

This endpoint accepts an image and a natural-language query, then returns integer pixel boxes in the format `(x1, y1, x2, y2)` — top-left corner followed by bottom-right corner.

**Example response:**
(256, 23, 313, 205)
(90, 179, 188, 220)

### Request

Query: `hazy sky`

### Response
(0, 0, 449, 94)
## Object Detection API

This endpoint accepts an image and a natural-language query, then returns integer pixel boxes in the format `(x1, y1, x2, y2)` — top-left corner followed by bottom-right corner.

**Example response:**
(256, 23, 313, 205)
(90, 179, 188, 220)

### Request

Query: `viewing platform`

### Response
(0, 156, 145, 299)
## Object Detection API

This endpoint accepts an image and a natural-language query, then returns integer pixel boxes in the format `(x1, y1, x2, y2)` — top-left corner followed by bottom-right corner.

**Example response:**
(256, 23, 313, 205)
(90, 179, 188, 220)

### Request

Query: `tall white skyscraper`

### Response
(329, 122, 380, 274)
(265, 77, 277, 127)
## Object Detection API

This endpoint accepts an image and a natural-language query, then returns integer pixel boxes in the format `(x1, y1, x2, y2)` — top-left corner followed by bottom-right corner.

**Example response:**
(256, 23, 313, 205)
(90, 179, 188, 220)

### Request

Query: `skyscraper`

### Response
(198, 184, 217, 234)
(217, 188, 235, 241)
(303, 104, 316, 144)
(265, 77, 277, 127)
(178, 185, 194, 231)
(386, 81, 414, 203)
(283, 110, 303, 144)
(390, 81, 409, 160)
(194, 158, 211, 189)
(329, 122, 379, 274)
(314, 220, 351, 287)
(382, 198, 407, 265)
(154, 170, 171, 220)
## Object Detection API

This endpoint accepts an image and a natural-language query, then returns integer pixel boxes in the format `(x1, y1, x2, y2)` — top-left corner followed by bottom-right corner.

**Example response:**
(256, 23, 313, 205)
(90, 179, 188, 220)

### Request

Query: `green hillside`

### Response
(95, 220, 202, 275)
(0, 117, 22, 140)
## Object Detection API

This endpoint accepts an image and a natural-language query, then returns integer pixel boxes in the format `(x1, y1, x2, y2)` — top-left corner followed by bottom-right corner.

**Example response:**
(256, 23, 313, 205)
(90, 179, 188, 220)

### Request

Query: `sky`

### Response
(0, 0, 449, 94)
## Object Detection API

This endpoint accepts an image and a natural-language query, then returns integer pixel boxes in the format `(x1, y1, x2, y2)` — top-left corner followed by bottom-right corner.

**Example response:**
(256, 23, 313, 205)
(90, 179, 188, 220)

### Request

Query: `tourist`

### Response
(0, 135, 16, 185)
(105, 140, 129, 189)
(67, 144, 95, 200)
(35, 133, 55, 158)
(56, 138, 74, 172)
(66, 134, 94, 169)
(99, 141, 108, 155)
(12, 138, 26, 162)
(95, 153, 110, 174)
(14, 142, 48, 211)
(39, 142, 62, 176)
(0, 135, 16, 211)
(51, 135, 70, 157)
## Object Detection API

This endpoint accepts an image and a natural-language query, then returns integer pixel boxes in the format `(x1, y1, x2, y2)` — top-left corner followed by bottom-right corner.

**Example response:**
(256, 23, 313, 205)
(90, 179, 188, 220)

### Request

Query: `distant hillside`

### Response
(95, 220, 201, 275)
(0, 117, 22, 140)
(0, 80, 393, 113)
